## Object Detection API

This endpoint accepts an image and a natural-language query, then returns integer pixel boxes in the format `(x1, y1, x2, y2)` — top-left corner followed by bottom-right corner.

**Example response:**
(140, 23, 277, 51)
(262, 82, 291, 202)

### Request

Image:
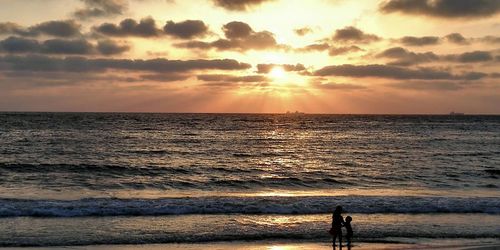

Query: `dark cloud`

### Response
(93, 17, 162, 37)
(311, 82, 367, 90)
(490, 72, 500, 78)
(41, 39, 94, 55)
(0, 71, 145, 87)
(0, 37, 40, 53)
(174, 41, 212, 49)
(332, 26, 380, 43)
(387, 81, 469, 91)
(314, 64, 487, 80)
(0, 22, 26, 35)
(376, 47, 439, 66)
(443, 50, 494, 62)
(74, 0, 127, 19)
(478, 36, 500, 44)
(0, 55, 251, 73)
(174, 21, 282, 51)
(0, 37, 129, 55)
(96, 40, 130, 55)
(197, 74, 267, 82)
(212, 0, 274, 11)
(329, 46, 363, 56)
(378, 47, 496, 65)
(256, 63, 306, 74)
(31, 20, 81, 37)
(163, 20, 209, 39)
(294, 27, 313, 36)
(139, 74, 190, 82)
(296, 43, 330, 52)
(445, 33, 469, 44)
(380, 0, 500, 18)
(399, 36, 440, 46)
(0, 20, 81, 37)
(222, 21, 253, 39)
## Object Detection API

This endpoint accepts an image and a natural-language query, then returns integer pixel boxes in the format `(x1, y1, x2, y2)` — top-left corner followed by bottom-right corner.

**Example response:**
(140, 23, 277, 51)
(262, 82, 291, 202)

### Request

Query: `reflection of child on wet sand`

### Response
(344, 216, 353, 248)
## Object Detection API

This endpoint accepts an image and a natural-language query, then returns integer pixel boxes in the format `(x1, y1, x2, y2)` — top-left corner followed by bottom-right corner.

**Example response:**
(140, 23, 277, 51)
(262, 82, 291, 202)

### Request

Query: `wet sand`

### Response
(2, 240, 500, 250)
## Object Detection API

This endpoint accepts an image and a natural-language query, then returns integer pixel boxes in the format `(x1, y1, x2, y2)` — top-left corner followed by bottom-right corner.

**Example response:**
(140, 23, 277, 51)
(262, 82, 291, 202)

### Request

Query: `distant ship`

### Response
(285, 111, 305, 115)
(449, 111, 465, 115)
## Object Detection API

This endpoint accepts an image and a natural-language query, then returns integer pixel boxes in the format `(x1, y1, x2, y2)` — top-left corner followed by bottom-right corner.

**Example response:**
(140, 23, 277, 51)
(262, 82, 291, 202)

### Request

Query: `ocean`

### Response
(0, 113, 499, 247)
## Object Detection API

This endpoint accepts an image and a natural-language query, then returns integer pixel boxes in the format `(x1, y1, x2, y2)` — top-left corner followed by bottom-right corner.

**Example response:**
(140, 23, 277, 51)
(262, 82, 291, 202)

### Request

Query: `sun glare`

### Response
(269, 66, 286, 80)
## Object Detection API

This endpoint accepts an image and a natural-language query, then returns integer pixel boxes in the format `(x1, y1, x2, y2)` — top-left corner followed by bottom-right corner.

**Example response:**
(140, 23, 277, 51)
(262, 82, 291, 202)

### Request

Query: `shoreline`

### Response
(2, 239, 500, 250)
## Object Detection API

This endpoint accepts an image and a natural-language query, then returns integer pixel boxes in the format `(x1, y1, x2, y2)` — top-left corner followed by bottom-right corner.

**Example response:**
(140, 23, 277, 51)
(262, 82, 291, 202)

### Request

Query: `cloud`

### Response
(314, 64, 487, 80)
(93, 17, 162, 37)
(0, 20, 81, 37)
(399, 36, 440, 46)
(378, 47, 496, 65)
(256, 63, 306, 74)
(294, 27, 313, 36)
(443, 50, 494, 62)
(41, 39, 94, 55)
(0, 22, 26, 35)
(329, 46, 363, 56)
(376, 47, 439, 66)
(379, 0, 500, 18)
(73, 0, 128, 19)
(445, 33, 469, 44)
(96, 40, 130, 55)
(0, 55, 251, 73)
(0, 36, 129, 55)
(197, 74, 267, 82)
(222, 21, 253, 39)
(174, 21, 283, 51)
(296, 43, 330, 52)
(0, 37, 93, 55)
(387, 81, 469, 91)
(478, 36, 500, 44)
(490, 72, 500, 78)
(163, 20, 209, 39)
(311, 82, 367, 90)
(0, 37, 40, 53)
(139, 74, 190, 82)
(212, 0, 274, 11)
(332, 26, 380, 43)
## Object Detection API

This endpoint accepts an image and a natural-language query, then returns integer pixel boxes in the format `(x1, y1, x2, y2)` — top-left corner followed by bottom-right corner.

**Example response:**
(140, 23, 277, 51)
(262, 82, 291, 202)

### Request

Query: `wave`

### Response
(0, 195, 498, 218)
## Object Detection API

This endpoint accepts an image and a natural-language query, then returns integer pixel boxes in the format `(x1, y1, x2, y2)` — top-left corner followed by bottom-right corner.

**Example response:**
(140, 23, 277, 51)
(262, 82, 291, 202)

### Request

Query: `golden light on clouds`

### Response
(0, 0, 498, 113)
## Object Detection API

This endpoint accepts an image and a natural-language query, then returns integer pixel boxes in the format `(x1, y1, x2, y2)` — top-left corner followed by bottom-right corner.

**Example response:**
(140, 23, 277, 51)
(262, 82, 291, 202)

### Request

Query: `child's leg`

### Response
(339, 232, 342, 249)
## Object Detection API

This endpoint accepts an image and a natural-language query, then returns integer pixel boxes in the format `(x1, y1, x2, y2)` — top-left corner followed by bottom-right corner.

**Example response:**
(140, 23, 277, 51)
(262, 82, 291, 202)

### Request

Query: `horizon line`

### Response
(1, 111, 499, 116)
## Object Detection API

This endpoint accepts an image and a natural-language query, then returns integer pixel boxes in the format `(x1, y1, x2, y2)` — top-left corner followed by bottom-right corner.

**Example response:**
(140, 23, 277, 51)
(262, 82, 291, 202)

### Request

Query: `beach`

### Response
(2, 240, 500, 250)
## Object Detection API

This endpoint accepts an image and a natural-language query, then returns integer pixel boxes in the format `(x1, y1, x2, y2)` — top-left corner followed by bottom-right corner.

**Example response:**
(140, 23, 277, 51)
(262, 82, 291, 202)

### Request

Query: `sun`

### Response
(269, 66, 286, 80)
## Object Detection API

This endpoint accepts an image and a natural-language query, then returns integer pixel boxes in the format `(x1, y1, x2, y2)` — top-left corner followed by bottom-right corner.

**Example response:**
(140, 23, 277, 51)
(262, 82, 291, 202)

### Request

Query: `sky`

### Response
(0, 0, 499, 114)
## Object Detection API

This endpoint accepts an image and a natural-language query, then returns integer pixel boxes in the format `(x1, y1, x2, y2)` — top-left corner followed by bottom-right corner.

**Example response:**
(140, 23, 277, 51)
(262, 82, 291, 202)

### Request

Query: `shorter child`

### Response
(344, 216, 353, 248)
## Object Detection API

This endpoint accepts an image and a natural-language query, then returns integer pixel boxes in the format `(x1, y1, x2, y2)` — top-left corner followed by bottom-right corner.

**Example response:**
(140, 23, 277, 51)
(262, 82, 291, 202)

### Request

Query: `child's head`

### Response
(335, 205, 343, 213)
(345, 216, 352, 222)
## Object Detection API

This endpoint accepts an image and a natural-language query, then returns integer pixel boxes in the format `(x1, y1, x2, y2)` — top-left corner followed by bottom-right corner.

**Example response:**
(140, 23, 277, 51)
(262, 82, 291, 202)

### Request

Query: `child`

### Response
(330, 206, 345, 249)
(344, 216, 353, 248)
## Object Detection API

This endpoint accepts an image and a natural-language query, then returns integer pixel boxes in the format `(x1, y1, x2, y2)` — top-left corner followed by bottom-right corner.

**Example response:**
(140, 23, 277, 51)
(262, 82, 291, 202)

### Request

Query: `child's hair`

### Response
(345, 216, 352, 222)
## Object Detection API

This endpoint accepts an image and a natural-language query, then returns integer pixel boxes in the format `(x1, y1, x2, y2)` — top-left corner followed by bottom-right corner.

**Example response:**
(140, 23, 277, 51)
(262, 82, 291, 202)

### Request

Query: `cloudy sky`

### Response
(0, 0, 499, 113)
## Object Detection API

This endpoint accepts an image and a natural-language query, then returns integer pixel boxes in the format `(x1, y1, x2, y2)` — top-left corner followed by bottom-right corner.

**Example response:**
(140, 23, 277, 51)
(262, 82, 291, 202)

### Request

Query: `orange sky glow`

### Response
(0, 0, 499, 113)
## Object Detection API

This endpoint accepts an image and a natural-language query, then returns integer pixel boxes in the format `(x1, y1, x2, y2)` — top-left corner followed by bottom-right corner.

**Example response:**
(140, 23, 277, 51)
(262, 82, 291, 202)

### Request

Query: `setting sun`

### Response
(269, 66, 286, 80)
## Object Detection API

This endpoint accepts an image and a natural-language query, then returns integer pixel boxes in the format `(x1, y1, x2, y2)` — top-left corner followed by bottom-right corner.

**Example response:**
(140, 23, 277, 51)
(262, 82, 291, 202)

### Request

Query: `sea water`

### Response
(0, 113, 499, 246)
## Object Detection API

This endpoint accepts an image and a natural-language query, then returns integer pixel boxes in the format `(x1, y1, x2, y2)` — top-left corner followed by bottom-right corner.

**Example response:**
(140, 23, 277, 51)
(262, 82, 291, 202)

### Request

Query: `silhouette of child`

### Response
(344, 216, 353, 248)
(330, 206, 345, 249)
